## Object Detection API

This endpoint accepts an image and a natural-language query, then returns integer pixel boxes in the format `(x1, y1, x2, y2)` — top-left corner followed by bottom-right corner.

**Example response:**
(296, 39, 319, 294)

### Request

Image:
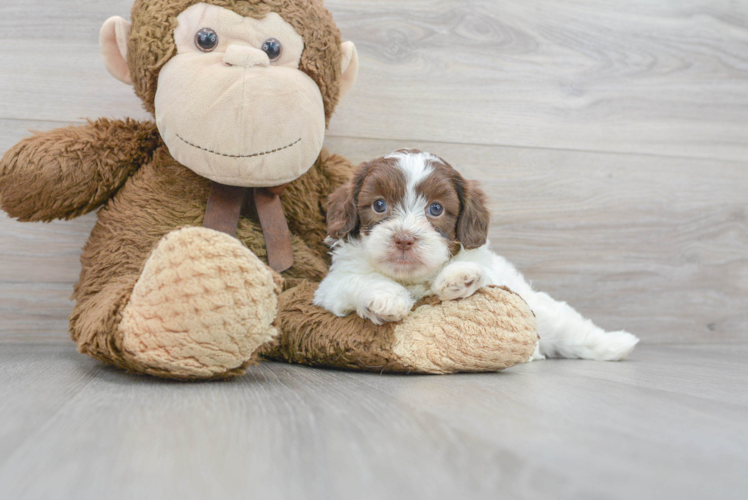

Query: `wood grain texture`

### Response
(326, 0, 748, 161)
(1, 1, 747, 159)
(0, 343, 746, 500)
(0, 1, 149, 123)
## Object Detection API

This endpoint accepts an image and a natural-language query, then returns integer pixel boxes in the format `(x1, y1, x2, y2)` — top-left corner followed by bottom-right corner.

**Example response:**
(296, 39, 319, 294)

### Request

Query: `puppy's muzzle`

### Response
(393, 232, 417, 252)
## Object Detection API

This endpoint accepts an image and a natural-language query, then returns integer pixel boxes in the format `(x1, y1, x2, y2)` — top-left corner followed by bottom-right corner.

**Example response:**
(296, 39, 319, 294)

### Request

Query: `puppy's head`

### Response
(327, 149, 490, 281)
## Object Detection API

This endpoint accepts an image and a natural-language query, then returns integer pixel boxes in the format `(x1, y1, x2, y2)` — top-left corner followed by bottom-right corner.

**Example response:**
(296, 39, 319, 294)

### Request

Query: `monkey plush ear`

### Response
(339, 41, 359, 101)
(100, 16, 133, 85)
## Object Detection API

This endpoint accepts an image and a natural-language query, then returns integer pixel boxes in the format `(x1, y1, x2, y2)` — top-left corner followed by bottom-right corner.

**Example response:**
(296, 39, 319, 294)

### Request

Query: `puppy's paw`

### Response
(432, 262, 486, 301)
(357, 288, 415, 325)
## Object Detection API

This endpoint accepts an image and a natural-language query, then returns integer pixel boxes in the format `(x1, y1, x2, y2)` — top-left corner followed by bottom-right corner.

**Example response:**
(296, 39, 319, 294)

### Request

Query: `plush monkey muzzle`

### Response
(155, 4, 327, 188)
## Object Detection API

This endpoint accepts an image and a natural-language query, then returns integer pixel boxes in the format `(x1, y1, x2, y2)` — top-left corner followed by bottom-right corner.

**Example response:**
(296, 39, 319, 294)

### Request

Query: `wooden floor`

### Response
(1, 1, 747, 498)
(0, 343, 745, 500)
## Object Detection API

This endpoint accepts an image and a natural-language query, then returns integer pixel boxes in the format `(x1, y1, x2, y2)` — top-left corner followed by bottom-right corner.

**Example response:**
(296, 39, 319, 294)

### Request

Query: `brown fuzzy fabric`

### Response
(264, 282, 539, 374)
(265, 281, 411, 372)
(0, 119, 159, 221)
(129, 0, 343, 122)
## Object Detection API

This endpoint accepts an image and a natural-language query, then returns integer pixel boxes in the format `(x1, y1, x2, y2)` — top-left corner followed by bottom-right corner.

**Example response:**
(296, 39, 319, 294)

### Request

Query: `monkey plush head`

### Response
(100, 0, 358, 188)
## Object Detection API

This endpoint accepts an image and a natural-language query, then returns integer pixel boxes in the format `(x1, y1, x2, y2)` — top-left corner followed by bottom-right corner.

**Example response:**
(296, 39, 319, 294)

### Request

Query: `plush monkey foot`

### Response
(265, 283, 539, 374)
(119, 227, 280, 379)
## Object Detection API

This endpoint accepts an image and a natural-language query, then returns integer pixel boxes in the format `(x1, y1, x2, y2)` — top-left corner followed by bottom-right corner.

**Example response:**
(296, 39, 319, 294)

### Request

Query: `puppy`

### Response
(314, 149, 640, 361)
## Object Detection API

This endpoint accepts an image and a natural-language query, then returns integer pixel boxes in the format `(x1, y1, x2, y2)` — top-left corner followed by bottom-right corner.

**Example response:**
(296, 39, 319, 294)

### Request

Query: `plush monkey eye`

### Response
(428, 203, 444, 217)
(261, 38, 283, 61)
(373, 199, 387, 213)
(195, 28, 219, 52)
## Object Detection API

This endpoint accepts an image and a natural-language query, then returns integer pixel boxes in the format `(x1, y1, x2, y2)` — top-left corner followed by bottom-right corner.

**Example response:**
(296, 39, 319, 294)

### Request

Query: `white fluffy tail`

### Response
(525, 291, 640, 361)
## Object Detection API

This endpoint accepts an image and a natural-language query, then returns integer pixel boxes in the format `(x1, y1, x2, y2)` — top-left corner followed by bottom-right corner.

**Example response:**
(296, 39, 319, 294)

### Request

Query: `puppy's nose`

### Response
(394, 233, 416, 251)
(224, 45, 270, 68)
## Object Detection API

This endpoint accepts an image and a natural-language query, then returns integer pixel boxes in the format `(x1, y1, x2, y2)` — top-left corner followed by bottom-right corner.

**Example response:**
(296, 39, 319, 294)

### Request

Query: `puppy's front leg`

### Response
(431, 262, 487, 301)
(314, 270, 415, 325)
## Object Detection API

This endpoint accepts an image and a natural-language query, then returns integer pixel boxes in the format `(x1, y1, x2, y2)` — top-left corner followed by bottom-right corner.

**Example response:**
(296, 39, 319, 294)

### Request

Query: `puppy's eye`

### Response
(195, 28, 219, 52)
(373, 199, 387, 213)
(261, 38, 283, 61)
(428, 203, 444, 217)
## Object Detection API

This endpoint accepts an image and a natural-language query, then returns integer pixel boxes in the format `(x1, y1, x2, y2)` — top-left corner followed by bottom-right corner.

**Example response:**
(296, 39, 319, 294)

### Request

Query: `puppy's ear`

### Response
(456, 178, 491, 250)
(327, 163, 372, 239)
(326, 181, 358, 239)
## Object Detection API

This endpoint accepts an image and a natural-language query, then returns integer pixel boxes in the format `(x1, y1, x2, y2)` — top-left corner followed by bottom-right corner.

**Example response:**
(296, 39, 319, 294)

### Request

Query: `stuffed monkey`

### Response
(0, 0, 538, 379)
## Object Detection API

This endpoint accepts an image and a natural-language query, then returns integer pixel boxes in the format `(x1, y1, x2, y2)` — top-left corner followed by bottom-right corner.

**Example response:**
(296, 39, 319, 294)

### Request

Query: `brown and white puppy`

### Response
(314, 149, 641, 362)
(314, 149, 492, 324)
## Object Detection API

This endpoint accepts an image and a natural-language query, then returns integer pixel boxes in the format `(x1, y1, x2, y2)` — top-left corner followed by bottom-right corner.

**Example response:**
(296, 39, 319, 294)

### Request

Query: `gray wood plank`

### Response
(0, 1, 149, 124)
(0, 344, 101, 464)
(1, 1, 747, 160)
(0, 284, 72, 342)
(329, 0, 748, 160)
(0, 343, 745, 500)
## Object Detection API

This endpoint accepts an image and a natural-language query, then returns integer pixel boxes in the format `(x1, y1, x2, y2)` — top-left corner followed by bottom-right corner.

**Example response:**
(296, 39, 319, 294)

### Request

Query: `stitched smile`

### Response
(176, 134, 302, 159)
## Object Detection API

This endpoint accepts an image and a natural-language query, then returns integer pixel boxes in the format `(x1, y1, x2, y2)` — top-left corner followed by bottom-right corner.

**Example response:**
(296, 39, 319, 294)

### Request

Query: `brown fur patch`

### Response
(414, 158, 462, 253)
(434, 156, 490, 250)
(354, 158, 406, 235)
(325, 156, 407, 238)
(262, 281, 410, 372)
(129, 0, 343, 122)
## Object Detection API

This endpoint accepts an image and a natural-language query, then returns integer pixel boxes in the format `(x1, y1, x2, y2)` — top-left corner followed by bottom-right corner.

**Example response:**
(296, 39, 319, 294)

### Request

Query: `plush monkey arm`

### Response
(0, 118, 159, 222)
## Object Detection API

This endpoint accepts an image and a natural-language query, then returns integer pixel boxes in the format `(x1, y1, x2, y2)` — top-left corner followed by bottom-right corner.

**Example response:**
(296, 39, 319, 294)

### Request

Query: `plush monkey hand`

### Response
(0, 119, 159, 222)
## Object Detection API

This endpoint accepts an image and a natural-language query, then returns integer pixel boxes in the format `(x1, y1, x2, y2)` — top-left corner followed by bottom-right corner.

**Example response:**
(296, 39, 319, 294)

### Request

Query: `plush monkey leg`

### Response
(263, 283, 539, 374)
(71, 227, 280, 380)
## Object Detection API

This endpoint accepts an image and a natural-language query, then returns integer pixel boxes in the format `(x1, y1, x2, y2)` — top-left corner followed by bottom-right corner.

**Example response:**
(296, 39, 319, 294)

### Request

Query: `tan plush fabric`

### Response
(120, 227, 279, 379)
(100, 16, 133, 84)
(338, 41, 358, 100)
(155, 5, 327, 187)
(265, 282, 538, 374)
(392, 286, 539, 374)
